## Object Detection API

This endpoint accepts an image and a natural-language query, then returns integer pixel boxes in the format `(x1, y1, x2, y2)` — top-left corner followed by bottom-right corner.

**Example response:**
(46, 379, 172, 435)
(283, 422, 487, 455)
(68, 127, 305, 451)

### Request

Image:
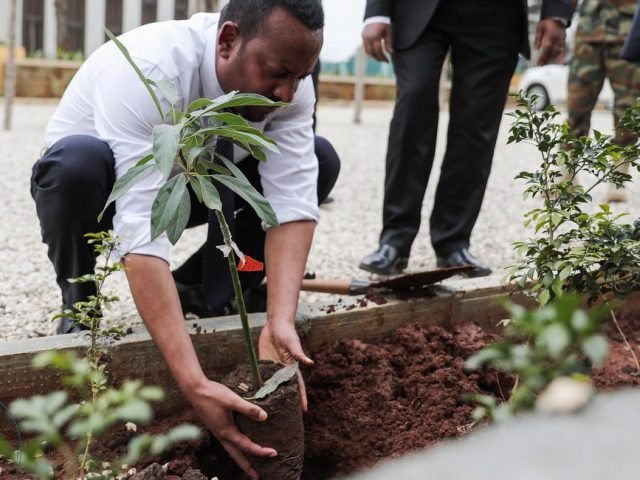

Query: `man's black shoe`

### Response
(436, 248, 492, 278)
(359, 244, 409, 276)
(56, 315, 89, 335)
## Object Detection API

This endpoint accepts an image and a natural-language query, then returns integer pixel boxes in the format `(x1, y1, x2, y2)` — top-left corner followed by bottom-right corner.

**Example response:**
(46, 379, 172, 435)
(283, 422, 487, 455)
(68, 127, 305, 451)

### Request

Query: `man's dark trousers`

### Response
(31, 134, 340, 313)
(379, 0, 522, 258)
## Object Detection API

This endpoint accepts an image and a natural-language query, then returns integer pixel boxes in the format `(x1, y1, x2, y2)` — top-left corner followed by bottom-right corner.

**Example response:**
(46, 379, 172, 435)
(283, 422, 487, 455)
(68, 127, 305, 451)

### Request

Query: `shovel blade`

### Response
(373, 265, 474, 291)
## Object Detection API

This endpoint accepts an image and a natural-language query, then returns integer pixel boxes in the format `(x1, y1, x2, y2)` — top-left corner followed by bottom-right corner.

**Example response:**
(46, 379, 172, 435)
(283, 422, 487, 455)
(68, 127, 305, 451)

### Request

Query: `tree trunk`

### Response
(55, 0, 72, 52)
(3, 0, 18, 130)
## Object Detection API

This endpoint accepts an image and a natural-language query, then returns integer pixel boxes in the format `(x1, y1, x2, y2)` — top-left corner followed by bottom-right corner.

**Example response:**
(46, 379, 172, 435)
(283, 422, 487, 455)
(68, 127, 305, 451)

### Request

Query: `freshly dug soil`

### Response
(592, 306, 640, 391)
(224, 361, 304, 480)
(301, 322, 507, 479)
(2, 313, 638, 480)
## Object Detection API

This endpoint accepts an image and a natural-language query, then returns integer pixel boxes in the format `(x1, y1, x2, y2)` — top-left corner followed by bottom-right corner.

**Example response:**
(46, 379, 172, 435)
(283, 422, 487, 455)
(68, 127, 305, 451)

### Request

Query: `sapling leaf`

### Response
(207, 111, 250, 127)
(209, 92, 287, 111)
(217, 241, 246, 265)
(198, 159, 232, 175)
(187, 97, 213, 112)
(150, 174, 187, 241)
(98, 162, 156, 221)
(194, 176, 222, 211)
(155, 78, 179, 106)
(187, 145, 208, 167)
(165, 186, 191, 245)
(247, 363, 299, 400)
(152, 123, 181, 179)
(212, 174, 278, 227)
(199, 126, 279, 153)
(105, 28, 164, 120)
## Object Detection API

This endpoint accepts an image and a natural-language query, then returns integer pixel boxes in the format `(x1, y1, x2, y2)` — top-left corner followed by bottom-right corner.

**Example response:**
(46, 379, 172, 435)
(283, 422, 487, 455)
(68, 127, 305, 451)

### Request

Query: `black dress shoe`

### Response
(56, 315, 89, 335)
(359, 244, 409, 276)
(174, 277, 218, 318)
(436, 248, 492, 278)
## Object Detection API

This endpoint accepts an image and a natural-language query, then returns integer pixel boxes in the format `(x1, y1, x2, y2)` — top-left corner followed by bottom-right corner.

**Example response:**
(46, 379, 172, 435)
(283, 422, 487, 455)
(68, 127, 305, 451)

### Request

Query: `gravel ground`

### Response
(1, 100, 638, 341)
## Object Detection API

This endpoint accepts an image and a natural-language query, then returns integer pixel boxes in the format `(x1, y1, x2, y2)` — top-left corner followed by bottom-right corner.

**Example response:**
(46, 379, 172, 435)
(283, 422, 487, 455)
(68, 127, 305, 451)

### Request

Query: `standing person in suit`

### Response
(566, 0, 640, 203)
(359, 0, 572, 277)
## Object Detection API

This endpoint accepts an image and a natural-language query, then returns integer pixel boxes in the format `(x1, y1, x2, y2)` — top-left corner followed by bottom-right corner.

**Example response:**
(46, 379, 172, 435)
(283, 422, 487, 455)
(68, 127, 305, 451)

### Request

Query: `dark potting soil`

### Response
(2, 313, 639, 480)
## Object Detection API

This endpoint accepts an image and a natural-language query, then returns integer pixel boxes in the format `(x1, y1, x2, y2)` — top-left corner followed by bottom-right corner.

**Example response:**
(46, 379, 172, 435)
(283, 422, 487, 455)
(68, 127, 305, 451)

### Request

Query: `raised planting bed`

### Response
(1, 277, 639, 479)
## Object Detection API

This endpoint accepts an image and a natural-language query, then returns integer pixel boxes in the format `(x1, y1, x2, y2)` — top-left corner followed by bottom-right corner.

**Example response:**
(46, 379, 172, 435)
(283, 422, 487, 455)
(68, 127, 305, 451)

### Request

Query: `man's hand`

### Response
(259, 322, 314, 411)
(123, 254, 274, 478)
(187, 380, 276, 480)
(362, 22, 394, 62)
(535, 19, 567, 66)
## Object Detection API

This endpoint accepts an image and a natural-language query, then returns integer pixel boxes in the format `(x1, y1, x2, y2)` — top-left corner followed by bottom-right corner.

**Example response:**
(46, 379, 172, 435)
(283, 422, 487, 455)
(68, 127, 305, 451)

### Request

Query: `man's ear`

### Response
(217, 21, 241, 59)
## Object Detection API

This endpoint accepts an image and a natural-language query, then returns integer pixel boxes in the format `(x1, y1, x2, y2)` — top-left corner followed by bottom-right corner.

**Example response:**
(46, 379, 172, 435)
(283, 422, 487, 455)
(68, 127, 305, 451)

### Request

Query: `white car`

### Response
(517, 64, 614, 111)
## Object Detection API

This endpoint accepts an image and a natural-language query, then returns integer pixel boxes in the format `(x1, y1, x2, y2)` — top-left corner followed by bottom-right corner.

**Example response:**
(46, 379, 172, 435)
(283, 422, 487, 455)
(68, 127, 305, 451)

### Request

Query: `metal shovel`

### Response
(300, 265, 473, 295)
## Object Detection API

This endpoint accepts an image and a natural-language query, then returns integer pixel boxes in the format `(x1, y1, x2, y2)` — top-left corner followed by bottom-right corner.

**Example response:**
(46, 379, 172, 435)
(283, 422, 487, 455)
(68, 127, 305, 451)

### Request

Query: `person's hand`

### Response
(186, 380, 276, 479)
(535, 18, 567, 66)
(258, 321, 314, 412)
(362, 22, 394, 62)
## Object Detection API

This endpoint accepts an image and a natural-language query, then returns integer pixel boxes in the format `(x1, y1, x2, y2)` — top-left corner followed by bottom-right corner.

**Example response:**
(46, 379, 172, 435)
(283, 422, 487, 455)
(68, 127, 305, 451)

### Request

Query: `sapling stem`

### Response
(607, 302, 640, 375)
(214, 210, 263, 387)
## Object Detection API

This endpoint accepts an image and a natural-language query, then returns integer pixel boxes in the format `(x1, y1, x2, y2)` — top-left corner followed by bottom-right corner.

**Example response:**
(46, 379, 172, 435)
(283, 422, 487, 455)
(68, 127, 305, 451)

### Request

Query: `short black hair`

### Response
(219, 0, 324, 39)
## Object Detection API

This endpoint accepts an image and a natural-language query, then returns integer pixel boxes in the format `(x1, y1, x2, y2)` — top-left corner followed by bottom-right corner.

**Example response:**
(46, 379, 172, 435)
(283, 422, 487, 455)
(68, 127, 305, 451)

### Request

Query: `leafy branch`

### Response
(0, 233, 200, 479)
(465, 92, 640, 419)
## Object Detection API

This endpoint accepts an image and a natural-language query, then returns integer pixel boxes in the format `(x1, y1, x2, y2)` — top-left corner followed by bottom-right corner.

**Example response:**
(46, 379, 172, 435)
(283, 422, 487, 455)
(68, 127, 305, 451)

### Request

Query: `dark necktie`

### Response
(201, 139, 235, 312)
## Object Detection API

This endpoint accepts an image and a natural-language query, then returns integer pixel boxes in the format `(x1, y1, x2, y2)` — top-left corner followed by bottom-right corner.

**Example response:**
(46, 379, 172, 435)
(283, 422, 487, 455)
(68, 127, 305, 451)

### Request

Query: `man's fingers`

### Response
(362, 24, 390, 62)
(225, 429, 278, 458)
(221, 440, 259, 480)
(287, 342, 314, 366)
(229, 395, 269, 422)
(537, 46, 551, 65)
(297, 369, 308, 413)
(384, 27, 394, 54)
(534, 24, 543, 49)
(363, 37, 374, 58)
(371, 39, 387, 62)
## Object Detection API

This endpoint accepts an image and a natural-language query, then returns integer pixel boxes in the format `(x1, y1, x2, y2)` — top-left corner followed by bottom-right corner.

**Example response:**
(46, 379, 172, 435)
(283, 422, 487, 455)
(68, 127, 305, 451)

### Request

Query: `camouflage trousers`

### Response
(567, 41, 640, 145)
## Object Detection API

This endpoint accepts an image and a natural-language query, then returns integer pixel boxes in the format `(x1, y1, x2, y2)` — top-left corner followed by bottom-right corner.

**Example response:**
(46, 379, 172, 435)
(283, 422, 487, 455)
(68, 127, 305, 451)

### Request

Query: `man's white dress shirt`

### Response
(44, 13, 319, 263)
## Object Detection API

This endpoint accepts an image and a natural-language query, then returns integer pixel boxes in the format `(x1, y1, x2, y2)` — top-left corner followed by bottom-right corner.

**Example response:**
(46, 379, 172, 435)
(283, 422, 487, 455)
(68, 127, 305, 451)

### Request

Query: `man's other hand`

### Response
(259, 322, 314, 412)
(363, 22, 394, 62)
(535, 19, 567, 66)
(188, 380, 276, 480)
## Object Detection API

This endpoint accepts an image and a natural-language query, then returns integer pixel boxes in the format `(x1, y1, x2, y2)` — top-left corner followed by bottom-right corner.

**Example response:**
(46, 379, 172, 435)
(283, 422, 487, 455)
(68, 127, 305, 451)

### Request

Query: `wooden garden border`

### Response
(2, 276, 637, 435)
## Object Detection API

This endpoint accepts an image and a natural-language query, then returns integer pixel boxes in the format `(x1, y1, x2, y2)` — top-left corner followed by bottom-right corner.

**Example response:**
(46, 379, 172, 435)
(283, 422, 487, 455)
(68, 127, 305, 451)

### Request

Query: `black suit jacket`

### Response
(364, 0, 573, 58)
(622, 4, 640, 61)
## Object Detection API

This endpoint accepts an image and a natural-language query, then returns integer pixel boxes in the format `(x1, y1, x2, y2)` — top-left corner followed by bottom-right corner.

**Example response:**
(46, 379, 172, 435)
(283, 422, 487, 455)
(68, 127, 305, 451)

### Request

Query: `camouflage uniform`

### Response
(567, 0, 640, 146)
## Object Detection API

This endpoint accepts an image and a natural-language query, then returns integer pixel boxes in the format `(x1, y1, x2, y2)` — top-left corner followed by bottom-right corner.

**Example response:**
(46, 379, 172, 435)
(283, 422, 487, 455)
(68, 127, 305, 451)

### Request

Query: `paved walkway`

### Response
(1, 100, 638, 340)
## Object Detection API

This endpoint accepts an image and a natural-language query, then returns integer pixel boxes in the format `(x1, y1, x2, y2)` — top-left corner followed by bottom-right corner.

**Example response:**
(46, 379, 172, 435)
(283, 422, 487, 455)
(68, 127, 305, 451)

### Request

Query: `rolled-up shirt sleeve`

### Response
(91, 54, 176, 263)
(259, 77, 320, 227)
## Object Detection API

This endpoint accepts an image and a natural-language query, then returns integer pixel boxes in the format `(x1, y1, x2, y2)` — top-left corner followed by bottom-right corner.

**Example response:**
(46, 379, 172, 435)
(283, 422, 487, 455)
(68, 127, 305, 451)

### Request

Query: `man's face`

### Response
(216, 8, 323, 122)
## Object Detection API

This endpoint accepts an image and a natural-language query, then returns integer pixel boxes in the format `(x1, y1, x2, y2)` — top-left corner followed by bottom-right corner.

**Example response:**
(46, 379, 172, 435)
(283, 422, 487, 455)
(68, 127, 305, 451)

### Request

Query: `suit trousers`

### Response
(380, 0, 521, 257)
(31, 134, 340, 311)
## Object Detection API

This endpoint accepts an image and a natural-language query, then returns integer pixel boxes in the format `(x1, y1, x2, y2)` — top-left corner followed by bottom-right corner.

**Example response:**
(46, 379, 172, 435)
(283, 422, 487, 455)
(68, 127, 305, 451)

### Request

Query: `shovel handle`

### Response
(300, 278, 359, 295)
